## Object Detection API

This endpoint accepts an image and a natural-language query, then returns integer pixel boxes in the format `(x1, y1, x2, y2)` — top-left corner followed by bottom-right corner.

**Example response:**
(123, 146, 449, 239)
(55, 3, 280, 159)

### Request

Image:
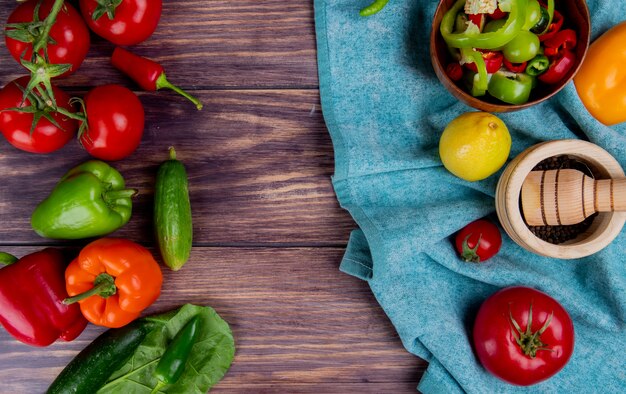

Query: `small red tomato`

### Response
(5, 0, 90, 77)
(455, 219, 501, 262)
(473, 286, 575, 386)
(80, 85, 145, 161)
(79, 0, 162, 46)
(0, 76, 77, 154)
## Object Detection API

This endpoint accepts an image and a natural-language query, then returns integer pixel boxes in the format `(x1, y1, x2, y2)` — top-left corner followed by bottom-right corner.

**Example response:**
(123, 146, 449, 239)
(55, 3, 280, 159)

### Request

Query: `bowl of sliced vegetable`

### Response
(430, 0, 590, 112)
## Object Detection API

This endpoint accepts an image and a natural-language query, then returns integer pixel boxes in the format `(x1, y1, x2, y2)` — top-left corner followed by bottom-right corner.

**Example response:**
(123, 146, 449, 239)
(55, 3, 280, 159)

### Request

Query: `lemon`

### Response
(439, 112, 511, 181)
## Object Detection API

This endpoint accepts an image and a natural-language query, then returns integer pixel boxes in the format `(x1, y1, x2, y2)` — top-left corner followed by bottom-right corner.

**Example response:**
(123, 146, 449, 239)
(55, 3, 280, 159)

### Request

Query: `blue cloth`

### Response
(314, 1, 626, 392)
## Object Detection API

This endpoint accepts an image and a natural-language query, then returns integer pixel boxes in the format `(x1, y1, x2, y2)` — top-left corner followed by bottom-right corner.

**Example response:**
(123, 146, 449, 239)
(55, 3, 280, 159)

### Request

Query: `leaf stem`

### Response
(99, 358, 161, 391)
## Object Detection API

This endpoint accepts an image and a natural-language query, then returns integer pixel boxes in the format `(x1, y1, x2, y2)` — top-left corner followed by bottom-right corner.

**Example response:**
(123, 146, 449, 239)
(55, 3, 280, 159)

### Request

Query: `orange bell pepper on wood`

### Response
(64, 238, 163, 328)
(574, 21, 626, 126)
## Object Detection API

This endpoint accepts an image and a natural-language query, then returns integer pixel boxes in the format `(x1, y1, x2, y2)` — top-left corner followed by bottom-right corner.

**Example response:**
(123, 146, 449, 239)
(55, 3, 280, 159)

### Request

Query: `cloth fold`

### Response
(314, 0, 626, 392)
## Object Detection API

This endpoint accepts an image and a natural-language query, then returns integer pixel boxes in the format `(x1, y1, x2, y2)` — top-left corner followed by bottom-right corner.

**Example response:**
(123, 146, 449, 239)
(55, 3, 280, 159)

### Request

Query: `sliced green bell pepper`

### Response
(31, 161, 137, 239)
(526, 54, 549, 76)
(461, 47, 489, 96)
(440, 0, 528, 50)
(487, 70, 535, 104)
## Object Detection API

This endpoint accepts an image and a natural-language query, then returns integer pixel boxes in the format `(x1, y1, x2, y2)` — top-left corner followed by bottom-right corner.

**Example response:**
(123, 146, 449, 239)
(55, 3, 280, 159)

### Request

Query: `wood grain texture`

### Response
(0, 90, 354, 245)
(0, 0, 427, 392)
(0, 1, 318, 89)
(0, 247, 423, 393)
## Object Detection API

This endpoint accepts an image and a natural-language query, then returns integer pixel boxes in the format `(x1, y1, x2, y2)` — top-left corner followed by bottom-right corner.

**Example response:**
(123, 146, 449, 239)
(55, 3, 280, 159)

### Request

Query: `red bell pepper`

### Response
(539, 49, 576, 84)
(489, 7, 507, 20)
(111, 47, 203, 110)
(538, 9, 563, 42)
(446, 63, 463, 81)
(468, 13, 486, 30)
(464, 50, 503, 73)
(0, 249, 87, 346)
(543, 29, 577, 57)
(503, 59, 528, 73)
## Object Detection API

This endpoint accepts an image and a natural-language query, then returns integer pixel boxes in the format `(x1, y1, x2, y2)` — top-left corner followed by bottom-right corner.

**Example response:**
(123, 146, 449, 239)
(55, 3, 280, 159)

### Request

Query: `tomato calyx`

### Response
(92, 0, 123, 21)
(509, 303, 555, 358)
(460, 233, 482, 263)
(4, 1, 51, 47)
(1, 82, 66, 135)
(6, 0, 72, 108)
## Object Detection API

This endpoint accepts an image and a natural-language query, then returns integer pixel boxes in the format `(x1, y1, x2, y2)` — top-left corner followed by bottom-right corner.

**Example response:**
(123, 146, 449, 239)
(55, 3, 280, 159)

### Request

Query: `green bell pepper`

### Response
(440, 0, 528, 50)
(487, 70, 535, 105)
(31, 161, 137, 239)
(461, 47, 489, 96)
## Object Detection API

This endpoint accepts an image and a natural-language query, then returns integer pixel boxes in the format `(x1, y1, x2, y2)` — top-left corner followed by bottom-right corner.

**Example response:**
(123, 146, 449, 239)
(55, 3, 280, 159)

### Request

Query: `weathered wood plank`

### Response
(0, 89, 354, 245)
(0, 1, 318, 89)
(0, 246, 424, 392)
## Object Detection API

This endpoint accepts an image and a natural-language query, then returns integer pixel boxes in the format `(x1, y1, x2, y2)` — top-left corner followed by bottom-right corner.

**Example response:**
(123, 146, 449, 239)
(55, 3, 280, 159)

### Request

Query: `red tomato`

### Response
(0, 76, 77, 154)
(80, 85, 145, 161)
(474, 287, 575, 386)
(455, 219, 502, 263)
(79, 0, 162, 46)
(5, 0, 90, 77)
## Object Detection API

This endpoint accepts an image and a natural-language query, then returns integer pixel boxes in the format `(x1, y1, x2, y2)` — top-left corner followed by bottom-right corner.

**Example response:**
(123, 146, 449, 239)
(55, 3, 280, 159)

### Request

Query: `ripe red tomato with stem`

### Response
(473, 286, 575, 386)
(5, 0, 90, 77)
(455, 219, 502, 263)
(79, 0, 162, 46)
(0, 76, 77, 154)
(72, 85, 145, 161)
(56, 85, 145, 161)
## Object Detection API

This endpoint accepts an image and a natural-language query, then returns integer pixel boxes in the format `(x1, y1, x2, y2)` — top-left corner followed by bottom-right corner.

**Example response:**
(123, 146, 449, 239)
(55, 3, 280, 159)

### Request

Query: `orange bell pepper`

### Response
(64, 238, 163, 328)
(574, 21, 626, 126)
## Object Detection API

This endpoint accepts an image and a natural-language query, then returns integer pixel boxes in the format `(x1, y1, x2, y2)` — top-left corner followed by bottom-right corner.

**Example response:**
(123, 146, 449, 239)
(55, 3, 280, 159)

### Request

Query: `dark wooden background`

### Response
(0, 1, 426, 392)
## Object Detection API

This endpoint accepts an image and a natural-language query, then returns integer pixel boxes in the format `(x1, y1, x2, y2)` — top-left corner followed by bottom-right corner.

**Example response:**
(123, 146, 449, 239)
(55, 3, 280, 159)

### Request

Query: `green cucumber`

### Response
(155, 147, 193, 271)
(47, 320, 157, 394)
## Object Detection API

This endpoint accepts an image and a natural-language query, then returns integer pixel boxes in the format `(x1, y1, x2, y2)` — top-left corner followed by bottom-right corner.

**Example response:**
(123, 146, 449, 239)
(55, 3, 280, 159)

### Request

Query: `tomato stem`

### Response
(460, 233, 482, 263)
(509, 304, 555, 358)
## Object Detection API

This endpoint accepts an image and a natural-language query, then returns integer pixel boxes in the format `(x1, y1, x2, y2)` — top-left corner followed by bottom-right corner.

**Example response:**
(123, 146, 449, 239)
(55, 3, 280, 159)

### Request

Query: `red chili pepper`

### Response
(465, 50, 503, 74)
(539, 49, 576, 84)
(539, 10, 564, 42)
(489, 8, 507, 20)
(111, 47, 203, 110)
(544, 29, 577, 57)
(0, 249, 87, 346)
(503, 59, 528, 73)
(446, 63, 463, 81)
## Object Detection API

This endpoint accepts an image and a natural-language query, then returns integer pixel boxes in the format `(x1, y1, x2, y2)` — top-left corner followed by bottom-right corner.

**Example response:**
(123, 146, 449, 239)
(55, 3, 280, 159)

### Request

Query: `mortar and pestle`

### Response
(496, 140, 626, 259)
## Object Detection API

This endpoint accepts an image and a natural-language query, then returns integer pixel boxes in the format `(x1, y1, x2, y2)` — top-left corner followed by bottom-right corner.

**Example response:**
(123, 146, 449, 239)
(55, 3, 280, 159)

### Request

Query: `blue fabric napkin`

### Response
(314, 1, 626, 392)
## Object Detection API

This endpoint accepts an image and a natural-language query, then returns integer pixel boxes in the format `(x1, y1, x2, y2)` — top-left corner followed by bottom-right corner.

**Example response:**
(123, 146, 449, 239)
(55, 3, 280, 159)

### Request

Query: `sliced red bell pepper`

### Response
(468, 13, 486, 30)
(504, 59, 528, 73)
(489, 7, 507, 20)
(465, 50, 503, 74)
(539, 49, 576, 84)
(446, 63, 464, 81)
(544, 29, 577, 57)
(0, 249, 88, 346)
(538, 9, 563, 42)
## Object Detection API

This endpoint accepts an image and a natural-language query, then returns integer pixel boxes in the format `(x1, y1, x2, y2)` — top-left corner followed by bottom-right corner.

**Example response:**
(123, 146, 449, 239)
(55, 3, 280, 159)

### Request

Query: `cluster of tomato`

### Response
(0, 0, 162, 160)
(444, 0, 578, 105)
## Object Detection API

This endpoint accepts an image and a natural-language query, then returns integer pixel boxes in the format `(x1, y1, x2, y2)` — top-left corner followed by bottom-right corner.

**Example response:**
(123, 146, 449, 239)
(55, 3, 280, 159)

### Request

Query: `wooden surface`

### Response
(0, 1, 425, 393)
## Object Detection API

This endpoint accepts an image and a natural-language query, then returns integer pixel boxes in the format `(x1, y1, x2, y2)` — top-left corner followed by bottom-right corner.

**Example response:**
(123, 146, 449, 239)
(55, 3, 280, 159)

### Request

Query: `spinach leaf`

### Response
(98, 304, 235, 393)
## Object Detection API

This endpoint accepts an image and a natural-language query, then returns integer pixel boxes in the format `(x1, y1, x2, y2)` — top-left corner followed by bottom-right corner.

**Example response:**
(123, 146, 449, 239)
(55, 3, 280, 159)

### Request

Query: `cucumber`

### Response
(47, 320, 157, 394)
(154, 147, 193, 271)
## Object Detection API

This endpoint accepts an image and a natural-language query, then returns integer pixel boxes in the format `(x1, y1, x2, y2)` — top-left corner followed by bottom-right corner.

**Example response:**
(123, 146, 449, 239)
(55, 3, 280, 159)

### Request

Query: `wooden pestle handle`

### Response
(521, 169, 626, 226)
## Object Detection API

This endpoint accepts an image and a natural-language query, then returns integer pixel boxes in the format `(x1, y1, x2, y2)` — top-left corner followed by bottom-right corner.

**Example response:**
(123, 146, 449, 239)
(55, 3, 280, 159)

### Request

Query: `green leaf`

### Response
(98, 304, 235, 394)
